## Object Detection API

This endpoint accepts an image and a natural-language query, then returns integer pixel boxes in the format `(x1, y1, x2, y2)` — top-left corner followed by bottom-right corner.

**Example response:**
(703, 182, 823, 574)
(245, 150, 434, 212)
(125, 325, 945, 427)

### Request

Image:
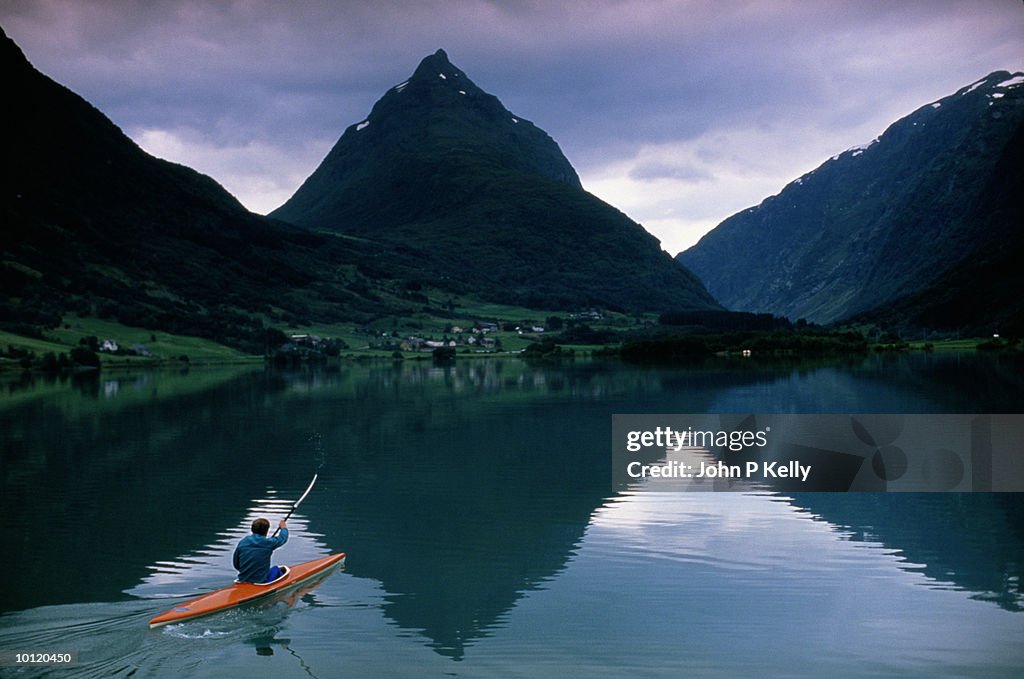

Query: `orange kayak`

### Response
(148, 552, 346, 628)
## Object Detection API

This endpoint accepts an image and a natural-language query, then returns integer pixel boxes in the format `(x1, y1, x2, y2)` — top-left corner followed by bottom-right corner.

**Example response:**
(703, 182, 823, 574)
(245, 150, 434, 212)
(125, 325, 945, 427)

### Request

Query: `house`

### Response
(290, 334, 324, 349)
(400, 337, 424, 352)
(100, 339, 119, 353)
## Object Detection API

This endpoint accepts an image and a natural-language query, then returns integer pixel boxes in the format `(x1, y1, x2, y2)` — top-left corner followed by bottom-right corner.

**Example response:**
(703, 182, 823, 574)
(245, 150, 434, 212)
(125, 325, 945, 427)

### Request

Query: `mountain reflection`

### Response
(789, 493, 1024, 611)
(3, 354, 1022, 660)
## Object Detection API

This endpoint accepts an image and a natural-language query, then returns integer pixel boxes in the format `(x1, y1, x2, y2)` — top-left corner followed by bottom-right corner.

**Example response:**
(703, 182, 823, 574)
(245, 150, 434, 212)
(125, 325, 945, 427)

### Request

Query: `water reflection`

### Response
(2, 354, 1023, 668)
(552, 491, 1024, 676)
(128, 490, 330, 601)
(790, 493, 1024, 611)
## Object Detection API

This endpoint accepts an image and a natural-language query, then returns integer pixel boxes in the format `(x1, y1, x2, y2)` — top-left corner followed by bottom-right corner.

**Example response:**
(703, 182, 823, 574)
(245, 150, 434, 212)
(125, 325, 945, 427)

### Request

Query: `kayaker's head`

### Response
(251, 518, 271, 536)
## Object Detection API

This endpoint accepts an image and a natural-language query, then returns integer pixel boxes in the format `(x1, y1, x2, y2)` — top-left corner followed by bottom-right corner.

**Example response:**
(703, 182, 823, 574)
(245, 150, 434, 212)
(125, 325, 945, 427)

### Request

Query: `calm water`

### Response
(1, 353, 1023, 677)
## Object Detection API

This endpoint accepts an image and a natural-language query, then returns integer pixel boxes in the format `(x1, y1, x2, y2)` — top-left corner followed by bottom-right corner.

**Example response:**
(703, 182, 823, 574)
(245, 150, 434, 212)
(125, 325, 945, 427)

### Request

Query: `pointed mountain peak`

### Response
(270, 49, 718, 314)
(411, 47, 462, 82)
(314, 48, 583, 191)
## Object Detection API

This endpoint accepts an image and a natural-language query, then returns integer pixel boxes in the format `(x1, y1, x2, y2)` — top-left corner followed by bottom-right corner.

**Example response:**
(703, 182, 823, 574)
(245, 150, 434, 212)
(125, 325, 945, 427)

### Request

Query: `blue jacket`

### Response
(233, 529, 288, 583)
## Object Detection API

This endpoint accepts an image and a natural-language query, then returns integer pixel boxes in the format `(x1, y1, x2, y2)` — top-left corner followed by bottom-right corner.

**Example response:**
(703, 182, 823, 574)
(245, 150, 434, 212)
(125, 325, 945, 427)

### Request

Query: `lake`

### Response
(2, 352, 1023, 677)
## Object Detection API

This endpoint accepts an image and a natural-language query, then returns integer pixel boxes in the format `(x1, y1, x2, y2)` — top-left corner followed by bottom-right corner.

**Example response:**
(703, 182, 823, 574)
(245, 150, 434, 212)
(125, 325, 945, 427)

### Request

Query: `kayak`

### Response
(148, 552, 346, 628)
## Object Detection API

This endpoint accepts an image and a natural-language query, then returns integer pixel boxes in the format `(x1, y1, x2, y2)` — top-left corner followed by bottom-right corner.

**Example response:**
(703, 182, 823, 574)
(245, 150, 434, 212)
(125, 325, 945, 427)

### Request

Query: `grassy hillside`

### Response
(1, 317, 256, 367)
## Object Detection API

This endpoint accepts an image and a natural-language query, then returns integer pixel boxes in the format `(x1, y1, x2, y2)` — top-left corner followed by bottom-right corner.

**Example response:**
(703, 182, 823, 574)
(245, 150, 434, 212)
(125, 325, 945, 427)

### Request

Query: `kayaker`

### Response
(233, 518, 289, 583)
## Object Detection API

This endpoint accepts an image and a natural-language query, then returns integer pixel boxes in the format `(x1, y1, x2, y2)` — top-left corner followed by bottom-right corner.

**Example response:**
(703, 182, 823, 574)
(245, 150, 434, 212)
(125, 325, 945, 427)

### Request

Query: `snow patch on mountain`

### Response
(962, 78, 987, 95)
(996, 74, 1024, 88)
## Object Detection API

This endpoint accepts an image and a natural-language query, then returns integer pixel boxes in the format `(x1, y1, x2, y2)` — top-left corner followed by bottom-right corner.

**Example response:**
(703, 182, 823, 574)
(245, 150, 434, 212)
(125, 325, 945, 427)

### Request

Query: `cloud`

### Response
(628, 161, 713, 184)
(133, 127, 331, 215)
(582, 116, 890, 255)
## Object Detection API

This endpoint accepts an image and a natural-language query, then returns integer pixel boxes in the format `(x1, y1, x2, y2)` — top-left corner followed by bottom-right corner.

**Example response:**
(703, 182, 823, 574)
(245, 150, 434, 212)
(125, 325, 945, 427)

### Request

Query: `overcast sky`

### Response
(3, 0, 1023, 255)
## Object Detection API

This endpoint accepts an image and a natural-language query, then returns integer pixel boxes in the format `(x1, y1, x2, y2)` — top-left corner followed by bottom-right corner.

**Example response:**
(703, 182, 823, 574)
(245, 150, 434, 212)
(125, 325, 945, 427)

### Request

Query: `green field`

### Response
(905, 338, 987, 351)
(1, 316, 259, 369)
(8, 310, 986, 371)
(273, 295, 630, 359)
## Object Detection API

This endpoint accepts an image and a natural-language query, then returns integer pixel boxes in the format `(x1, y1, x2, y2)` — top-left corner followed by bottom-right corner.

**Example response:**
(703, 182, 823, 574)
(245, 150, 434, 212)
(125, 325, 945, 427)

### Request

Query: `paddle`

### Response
(273, 473, 318, 538)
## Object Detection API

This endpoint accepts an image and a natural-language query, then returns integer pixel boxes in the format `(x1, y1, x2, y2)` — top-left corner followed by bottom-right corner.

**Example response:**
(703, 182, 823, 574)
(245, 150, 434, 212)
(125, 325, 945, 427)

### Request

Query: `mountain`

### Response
(0, 27, 426, 351)
(677, 71, 1024, 329)
(272, 49, 717, 313)
(849, 116, 1024, 335)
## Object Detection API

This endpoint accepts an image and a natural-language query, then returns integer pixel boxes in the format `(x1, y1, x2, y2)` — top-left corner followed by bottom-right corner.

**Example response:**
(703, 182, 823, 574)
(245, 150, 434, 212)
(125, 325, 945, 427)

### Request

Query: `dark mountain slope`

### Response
(0, 26, 393, 349)
(677, 71, 1024, 327)
(272, 49, 717, 313)
(851, 118, 1024, 335)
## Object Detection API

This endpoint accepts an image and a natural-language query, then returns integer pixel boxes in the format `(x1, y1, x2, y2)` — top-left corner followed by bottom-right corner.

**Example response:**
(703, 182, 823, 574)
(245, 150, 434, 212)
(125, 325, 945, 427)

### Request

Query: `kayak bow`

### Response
(148, 552, 345, 628)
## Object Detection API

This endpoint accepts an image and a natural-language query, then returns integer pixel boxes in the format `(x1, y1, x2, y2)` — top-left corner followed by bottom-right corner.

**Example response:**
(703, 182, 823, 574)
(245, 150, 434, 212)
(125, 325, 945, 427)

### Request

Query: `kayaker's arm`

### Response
(271, 520, 288, 547)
